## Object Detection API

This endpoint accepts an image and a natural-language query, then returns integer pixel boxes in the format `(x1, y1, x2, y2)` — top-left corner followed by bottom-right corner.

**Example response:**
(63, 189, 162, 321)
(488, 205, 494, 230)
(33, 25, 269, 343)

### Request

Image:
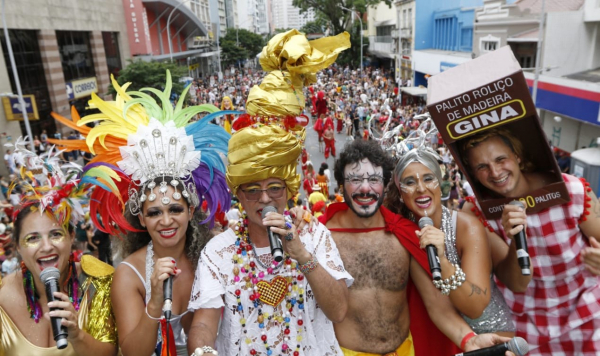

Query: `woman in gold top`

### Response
(0, 138, 117, 356)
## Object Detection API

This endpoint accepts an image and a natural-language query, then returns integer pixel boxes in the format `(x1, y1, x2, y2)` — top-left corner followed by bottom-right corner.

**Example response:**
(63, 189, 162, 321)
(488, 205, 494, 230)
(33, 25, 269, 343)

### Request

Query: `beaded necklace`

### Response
(233, 211, 306, 356)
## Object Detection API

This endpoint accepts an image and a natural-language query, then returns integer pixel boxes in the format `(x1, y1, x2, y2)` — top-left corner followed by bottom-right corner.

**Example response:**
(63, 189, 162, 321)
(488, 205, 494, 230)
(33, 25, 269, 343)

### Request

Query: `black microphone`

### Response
(261, 206, 284, 263)
(418, 217, 442, 281)
(163, 260, 174, 321)
(40, 267, 68, 349)
(508, 201, 531, 275)
(454, 336, 529, 356)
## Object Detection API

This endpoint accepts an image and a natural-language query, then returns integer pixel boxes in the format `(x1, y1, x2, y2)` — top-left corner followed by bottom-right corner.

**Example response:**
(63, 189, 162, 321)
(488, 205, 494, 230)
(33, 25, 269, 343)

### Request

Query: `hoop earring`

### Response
(21, 261, 42, 323)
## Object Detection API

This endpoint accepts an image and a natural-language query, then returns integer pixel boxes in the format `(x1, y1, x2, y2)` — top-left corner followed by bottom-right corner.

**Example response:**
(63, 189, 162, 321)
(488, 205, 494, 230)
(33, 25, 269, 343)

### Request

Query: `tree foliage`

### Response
(222, 28, 265, 57)
(300, 18, 329, 35)
(220, 39, 249, 67)
(111, 60, 188, 97)
(292, 0, 392, 68)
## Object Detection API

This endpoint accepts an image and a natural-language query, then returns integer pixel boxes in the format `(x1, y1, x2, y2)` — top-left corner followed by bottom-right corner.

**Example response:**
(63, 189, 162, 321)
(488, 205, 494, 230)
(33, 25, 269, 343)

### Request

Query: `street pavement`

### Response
(296, 119, 357, 204)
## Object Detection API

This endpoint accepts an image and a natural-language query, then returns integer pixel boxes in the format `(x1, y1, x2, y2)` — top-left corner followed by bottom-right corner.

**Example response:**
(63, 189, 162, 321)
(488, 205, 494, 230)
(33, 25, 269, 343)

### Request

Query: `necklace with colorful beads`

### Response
(233, 211, 306, 355)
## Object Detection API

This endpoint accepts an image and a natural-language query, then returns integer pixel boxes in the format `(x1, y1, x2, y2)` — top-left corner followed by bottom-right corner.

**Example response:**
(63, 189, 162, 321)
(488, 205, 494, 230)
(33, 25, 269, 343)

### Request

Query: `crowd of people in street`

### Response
(0, 29, 599, 356)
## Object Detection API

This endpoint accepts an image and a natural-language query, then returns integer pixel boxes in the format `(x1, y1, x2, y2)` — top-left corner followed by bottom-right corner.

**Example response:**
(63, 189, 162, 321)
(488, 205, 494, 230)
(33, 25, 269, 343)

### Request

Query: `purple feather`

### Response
(190, 163, 231, 228)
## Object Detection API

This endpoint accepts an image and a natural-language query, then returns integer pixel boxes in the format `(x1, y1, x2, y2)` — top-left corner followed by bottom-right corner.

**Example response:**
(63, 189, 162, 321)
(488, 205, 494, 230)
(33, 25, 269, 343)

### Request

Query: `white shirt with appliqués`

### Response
(188, 223, 353, 356)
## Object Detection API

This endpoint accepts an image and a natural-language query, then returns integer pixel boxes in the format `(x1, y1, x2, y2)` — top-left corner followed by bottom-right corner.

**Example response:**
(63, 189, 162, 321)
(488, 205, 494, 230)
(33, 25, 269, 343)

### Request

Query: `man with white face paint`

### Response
(319, 140, 516, 356)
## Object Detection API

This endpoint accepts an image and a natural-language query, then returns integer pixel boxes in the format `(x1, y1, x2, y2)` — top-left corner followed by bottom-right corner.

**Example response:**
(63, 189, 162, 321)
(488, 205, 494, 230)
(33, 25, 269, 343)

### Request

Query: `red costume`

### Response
(323, 119, 336, 159)
(315, 91, 328, 118)
(320, 203, 460, 356)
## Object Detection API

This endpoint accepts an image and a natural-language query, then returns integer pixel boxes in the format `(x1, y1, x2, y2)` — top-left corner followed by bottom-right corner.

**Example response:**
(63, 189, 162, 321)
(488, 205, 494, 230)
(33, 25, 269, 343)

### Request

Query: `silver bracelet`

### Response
(432, 264, 466, 296)
(193, 346, 218, 355)
(145, 303, 162, 321)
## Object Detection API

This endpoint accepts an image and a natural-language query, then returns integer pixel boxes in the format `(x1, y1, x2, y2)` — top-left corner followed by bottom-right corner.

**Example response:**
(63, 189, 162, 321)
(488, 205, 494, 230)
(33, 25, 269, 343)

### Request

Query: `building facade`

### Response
(394, 0, 415, 84)
(367, 2, 397, 70)
(271, 0, 315, 31)
(0, 0, 131, 175)
(473, 0, 600, 153)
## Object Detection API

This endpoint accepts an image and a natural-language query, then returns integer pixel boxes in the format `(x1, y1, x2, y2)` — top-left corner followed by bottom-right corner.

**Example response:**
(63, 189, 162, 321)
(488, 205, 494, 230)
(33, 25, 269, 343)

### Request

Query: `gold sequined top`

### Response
(0, 255, 117, 356)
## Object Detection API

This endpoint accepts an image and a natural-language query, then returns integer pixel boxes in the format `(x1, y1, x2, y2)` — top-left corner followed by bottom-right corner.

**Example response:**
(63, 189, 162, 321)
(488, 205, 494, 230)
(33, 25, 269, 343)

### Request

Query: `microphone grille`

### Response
(508, 200, 525, 209)
(508, 337, 529, 356)
(418, 217, 434, 229)
(40, 267, 60, 283)
(261, 206, 278, 219)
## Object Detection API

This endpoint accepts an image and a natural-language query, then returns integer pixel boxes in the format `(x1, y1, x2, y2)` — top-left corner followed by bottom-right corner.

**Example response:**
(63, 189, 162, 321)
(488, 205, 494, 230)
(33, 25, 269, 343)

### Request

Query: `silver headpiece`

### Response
(118, 118, 201, 214)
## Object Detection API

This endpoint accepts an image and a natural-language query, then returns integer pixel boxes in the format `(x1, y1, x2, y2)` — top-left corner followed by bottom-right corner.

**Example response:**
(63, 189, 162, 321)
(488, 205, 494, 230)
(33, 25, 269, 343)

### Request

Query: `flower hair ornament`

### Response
(49, 71, 234, 234)
(4, 137, 90, 230)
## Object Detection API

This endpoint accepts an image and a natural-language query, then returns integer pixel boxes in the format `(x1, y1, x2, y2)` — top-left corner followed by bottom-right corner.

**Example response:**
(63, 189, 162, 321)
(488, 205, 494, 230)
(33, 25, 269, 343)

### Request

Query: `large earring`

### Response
(21, 261, 42, 323)
(65, 253, 80, 311)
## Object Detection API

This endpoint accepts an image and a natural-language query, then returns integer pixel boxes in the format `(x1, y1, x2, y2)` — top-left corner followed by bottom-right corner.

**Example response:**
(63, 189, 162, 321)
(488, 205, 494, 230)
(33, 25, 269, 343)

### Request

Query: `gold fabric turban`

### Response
(227, 29, 349, 196)
(246, 29, 351, 117)
(227, 125, 306, 197)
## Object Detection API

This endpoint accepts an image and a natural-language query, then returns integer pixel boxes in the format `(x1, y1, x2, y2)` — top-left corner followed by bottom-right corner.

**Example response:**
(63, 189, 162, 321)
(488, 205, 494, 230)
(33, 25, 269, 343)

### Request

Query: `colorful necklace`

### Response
(22, 253, 80, 323)
(233, 211, 306, 356)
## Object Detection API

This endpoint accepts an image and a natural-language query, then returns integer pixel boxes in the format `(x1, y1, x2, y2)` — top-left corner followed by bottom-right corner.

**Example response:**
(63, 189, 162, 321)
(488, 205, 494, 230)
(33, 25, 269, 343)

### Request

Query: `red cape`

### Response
(321, 203, 460, 356)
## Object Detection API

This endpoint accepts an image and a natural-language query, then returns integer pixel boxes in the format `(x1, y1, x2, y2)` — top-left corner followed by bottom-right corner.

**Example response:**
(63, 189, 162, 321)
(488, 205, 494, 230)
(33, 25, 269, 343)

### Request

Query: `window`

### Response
(408, 9, 412, 28)
(402, 9, 407, 28)
(482, 41, 497, 51)
(102, 32, 122, 78)
(56, 31, 95, 82)
(433, 17, 459, 51)
(0, 29, 55, 136)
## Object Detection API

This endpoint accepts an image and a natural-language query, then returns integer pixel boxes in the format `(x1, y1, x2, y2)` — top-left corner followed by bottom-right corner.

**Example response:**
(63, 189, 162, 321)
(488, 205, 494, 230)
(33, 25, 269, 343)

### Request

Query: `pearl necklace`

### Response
(233, 212, 306, 355)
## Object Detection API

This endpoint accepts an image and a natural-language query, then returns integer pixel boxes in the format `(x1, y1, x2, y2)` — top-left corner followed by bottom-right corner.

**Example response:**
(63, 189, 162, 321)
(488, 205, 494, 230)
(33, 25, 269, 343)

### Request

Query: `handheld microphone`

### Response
(508, 201, 531, 275)
(163, 260, 174, 321)
(454, 336, 529, 356)
(40, 267, 68, 349)
(418, 217, 442, 281)
(261, 206, 284, 263)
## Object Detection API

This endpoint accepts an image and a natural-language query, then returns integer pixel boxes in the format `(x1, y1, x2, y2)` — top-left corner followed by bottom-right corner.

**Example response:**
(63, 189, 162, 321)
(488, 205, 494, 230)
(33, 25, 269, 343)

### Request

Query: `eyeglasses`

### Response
(344, 176, 384, 187)
(239, 185, 286, 201)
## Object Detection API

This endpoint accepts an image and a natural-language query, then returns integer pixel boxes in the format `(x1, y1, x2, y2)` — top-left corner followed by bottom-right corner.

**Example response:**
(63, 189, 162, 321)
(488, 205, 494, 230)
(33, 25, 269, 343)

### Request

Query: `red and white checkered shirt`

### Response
(475, 174, 600, 355)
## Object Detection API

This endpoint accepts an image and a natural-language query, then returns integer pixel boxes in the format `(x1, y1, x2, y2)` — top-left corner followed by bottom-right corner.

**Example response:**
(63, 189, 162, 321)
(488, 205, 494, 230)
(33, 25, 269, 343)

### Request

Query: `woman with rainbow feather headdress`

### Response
(0, 138, 118, 356)
(49, 72, 238, 356)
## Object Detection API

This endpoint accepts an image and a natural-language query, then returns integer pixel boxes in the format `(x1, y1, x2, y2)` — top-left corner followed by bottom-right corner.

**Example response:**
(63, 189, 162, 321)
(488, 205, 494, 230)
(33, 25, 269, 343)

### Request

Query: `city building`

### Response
(0, 0, 131, 175)
(271, 0, 315, 31)
(366, 2, 397, 70)
(394, 0, 416, 85)
(473, 0, 600, 153)
(236, 0, 269, 34)
(413, 0, 485, 87)
(124, 0, 215, 76)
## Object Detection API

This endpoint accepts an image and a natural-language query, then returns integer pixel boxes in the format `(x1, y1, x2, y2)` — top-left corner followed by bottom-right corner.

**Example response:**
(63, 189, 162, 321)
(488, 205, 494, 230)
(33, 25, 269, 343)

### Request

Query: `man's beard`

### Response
(343, 190, 384, 218)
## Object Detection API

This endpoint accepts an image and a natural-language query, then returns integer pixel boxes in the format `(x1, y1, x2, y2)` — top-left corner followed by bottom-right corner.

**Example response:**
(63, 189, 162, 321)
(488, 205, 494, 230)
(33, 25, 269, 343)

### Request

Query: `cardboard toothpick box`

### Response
(427, 46, 568, 220)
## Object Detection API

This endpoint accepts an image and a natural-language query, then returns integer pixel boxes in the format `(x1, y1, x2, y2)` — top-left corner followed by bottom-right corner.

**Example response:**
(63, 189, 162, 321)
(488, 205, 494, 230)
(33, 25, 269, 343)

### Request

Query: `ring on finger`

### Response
(285, 231, 294, 241)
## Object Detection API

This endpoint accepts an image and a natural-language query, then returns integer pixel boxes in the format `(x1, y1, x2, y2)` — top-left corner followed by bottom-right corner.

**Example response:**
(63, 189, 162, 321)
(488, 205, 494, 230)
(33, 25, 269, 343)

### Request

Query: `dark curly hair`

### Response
(334, 140, 395, 188)
(118, 176, 211, 269)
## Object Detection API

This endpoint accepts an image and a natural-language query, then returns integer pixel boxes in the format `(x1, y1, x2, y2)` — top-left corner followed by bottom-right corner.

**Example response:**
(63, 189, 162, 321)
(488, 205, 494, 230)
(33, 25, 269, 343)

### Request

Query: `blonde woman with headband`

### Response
(385, 146, 516, 337)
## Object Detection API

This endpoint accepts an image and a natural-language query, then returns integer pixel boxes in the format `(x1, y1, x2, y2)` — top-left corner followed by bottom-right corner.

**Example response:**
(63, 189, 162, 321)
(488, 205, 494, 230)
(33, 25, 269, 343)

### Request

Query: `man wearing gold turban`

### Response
(187, 29, 354, 356)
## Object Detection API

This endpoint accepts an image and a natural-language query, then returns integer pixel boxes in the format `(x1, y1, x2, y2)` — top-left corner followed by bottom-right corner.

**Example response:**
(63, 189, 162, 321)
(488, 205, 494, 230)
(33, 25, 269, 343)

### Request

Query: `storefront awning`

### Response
(143, 0, 209, 38)
(400, 87, 428, 97)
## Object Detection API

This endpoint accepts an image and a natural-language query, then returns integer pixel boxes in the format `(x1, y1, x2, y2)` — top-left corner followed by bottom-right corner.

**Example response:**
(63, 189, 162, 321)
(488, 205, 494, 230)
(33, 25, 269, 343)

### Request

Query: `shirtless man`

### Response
(321, 139, 512, 355)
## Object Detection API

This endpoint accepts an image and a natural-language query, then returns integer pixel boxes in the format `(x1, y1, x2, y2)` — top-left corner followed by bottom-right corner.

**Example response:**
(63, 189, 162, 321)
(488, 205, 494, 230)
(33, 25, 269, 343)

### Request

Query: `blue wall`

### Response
(415, 0, 483, 52)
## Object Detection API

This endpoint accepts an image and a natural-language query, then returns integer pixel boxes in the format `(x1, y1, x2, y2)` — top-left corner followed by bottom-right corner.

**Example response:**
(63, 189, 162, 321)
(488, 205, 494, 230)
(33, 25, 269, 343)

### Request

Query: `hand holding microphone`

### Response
(261, 206, 284, 263)
(40, 267, 69, 349)
(417, 217, 443, 281)
(455, 336, 529, 356)
(505, 201, 530, 275)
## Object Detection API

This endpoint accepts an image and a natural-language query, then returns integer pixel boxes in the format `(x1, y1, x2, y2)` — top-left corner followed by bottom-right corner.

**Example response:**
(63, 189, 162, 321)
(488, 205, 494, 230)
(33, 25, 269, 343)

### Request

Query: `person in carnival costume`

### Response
(459, 128, 600, 355)
(187, 29, 353, 356)
(49, 73, 234, 356)
(319, 136, 517, 356)
(384, 119, 520, 337)
(221, 96, 235, 134)
(0, 138, 117, 356)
